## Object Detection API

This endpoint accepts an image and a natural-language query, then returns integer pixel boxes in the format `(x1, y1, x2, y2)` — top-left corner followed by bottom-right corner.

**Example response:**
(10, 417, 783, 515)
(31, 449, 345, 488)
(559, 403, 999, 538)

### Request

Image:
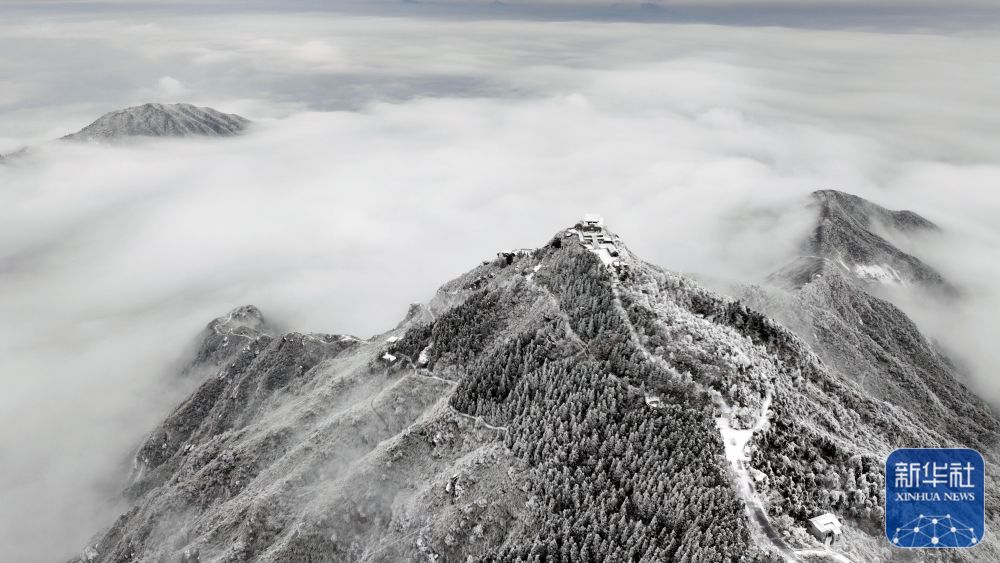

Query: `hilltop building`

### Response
(581, 214, 605, 230)
(807, 513, 843, 545)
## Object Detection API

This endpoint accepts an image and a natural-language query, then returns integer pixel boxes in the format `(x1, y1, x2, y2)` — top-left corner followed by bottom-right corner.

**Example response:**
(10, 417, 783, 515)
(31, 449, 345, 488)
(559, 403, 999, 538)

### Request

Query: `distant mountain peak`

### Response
(793, 189, 950, 291)
(208, 304, 269, 335)
(62, 102, 250, 141)
(811, 189, 939, 233)
(0, 146, 28, 162)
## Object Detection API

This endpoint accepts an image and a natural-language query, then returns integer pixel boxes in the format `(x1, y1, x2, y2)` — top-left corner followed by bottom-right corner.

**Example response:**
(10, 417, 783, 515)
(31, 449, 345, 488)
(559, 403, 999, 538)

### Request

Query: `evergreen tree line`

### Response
(390, 245, 775, 562)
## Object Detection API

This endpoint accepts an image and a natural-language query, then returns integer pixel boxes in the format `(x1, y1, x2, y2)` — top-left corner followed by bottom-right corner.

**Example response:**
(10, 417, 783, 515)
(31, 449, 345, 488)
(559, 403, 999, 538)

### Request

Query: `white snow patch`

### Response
(417, 344, 431, 366)
(853, 263, 905, 285)
(717, 418, 755, 466)
(716, 391, 772, 468)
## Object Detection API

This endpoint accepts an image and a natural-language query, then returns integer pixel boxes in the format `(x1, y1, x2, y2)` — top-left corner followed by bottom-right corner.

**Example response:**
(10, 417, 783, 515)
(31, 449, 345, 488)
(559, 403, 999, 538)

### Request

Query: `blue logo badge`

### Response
(886, 448, 985, 548)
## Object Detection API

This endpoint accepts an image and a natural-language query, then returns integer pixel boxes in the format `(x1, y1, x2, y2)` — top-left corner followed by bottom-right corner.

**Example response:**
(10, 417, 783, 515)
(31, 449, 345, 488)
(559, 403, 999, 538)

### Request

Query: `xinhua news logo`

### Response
(885, 448, 985, 549)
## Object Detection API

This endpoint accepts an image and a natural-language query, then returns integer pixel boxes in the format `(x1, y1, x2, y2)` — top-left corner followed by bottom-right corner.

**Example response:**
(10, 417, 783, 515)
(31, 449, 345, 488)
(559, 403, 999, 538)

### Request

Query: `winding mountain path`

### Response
(716, 394, 855, 563)
(715, 393, 801, 561)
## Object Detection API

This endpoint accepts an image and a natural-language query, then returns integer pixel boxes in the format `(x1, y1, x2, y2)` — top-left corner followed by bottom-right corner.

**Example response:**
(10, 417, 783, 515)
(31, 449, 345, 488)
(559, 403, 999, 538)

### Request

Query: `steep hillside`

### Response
(77, 305, 527, 563)
(793, 190, 951, 292)
(734, 190, 996, 451)
(738, 273, 996, 454)
(713, 190, 1000, 560)
(74, 217, 998, 563)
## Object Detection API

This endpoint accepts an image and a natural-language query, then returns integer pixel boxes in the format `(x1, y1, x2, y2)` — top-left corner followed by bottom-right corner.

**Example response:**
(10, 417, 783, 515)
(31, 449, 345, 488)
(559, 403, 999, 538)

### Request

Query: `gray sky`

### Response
(1, 3, 999, 562)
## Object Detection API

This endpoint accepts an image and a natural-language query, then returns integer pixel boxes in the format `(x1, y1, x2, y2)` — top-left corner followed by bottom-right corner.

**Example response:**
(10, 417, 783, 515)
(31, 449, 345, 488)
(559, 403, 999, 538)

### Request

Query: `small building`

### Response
(581, 214, 604, 230)
(644, 395, 662, 408)
(807, 513, 843, 545)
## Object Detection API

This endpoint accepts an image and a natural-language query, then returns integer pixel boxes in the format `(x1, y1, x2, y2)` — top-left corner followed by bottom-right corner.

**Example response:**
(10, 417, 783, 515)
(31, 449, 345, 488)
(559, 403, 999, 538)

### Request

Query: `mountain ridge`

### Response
(785, 189, 952, 292)
(72, 211, 998, 563)
(722, 190, 993, 449)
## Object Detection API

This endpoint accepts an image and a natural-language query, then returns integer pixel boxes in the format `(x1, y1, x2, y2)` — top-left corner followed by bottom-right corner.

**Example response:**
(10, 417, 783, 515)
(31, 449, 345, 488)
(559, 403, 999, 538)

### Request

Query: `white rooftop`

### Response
(809, 513, 842, 531)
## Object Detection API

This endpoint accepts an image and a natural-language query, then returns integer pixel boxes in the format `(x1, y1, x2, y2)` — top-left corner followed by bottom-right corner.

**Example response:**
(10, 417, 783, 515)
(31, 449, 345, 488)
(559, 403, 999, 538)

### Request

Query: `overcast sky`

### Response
(1, 2, 999, 562)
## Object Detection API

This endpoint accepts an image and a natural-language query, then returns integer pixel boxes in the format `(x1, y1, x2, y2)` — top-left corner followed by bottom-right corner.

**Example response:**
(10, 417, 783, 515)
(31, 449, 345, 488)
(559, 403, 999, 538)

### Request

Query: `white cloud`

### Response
(0, 6, 999, 562)
(155, 75, 188, 97)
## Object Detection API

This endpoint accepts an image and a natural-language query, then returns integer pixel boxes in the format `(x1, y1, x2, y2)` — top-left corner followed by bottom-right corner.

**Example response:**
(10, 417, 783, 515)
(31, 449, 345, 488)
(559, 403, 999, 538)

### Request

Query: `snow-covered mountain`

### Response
(771, 190, 951, 291)
(72, 208, 998, 563)
(62, 103, 250, 141)
(727, 191, 989, 449)
(1, 104, 249, 162)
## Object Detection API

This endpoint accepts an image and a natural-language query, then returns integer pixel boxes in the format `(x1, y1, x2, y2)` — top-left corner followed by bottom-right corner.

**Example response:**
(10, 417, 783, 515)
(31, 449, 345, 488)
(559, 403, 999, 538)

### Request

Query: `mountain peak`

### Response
(71, 207, 1000, 562)
(564, 214, 631, 268)
(811, 189, 939, 233)
(799, 189, 950, 290)
(62, 102, 250, 141)
(208, 304, 268, 334)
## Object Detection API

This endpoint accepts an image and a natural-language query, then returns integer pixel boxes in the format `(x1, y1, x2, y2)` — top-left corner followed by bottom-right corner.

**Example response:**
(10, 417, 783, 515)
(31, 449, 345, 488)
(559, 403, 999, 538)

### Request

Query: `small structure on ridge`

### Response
(807, 513, 843, 545)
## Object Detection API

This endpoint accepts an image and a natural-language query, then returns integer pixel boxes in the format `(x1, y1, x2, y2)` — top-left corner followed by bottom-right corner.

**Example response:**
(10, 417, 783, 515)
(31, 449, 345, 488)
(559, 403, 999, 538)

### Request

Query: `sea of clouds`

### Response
(1, 2, 999, 561)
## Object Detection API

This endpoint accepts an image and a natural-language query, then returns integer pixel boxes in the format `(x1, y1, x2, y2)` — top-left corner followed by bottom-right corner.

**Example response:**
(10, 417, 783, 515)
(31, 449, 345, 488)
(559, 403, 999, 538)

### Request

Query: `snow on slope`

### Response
(63, 103, 249, 141)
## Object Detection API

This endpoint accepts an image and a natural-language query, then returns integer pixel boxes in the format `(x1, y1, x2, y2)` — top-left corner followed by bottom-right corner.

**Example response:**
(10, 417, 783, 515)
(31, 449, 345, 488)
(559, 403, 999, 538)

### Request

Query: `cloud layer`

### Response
(1, 5, 999, 562)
